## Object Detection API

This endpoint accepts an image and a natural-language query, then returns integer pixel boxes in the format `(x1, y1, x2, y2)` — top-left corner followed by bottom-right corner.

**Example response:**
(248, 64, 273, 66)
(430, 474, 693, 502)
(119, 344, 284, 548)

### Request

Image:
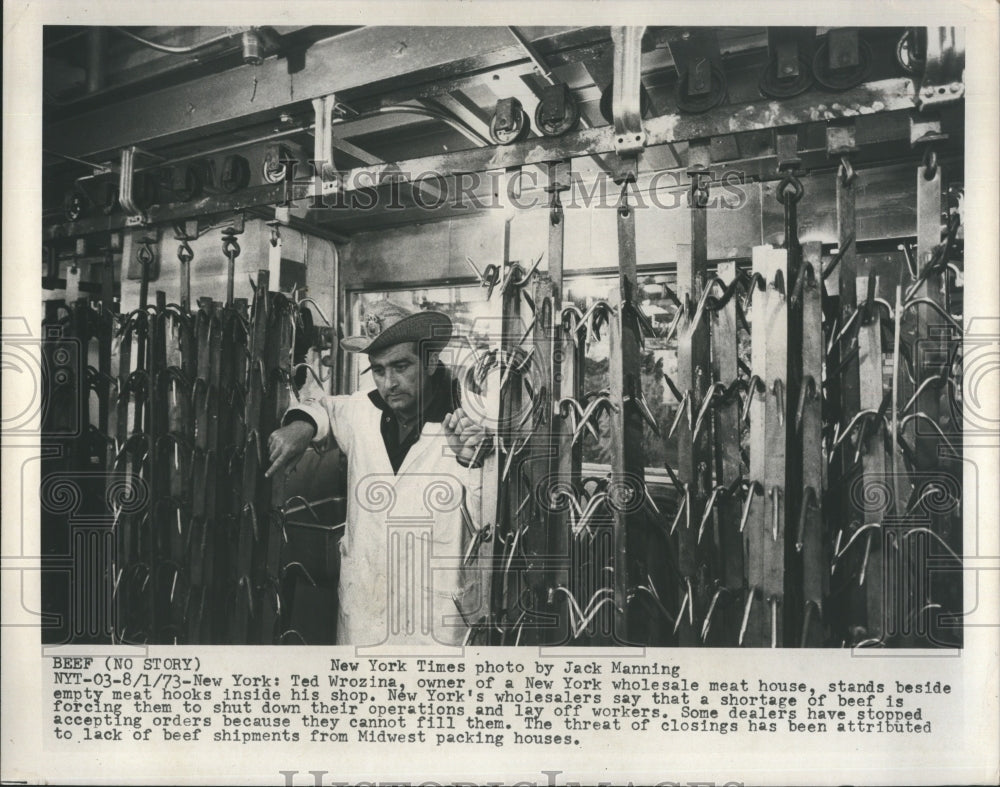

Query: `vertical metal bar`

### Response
(607, 176, 644, 643)
(781, 167, 804, 645)
(672, 139, 714, 645)
(835, 156, 860, 474)
(329, 241, 340, 396)
(217, 298, 247, 641)
(97, 240, 117, 443)
(711, 260, 743, 643)
(234, 270, 269, 642)
(148, 290, 169, 641)
(830, 152, 861, 644)
(474, 170, 520, 642)
(890, 284, 907, 519)
(109, 297, 134, 640)
(261, 293, 294, 641)
(744, 245, 771, 646)
(203, 302, 224, 640)
(856, 274, 886, 643)
(519, 273, 557, 645)
(495, 216, 526, 641)
(672, 256, 703, 647)
(913, 158, 947, 469)
(547, 161, 574, 644)
(799, 242, 826, 646)
(133, 243, 153, 435)
(546, 161, 570, 295)
(189, 302, 210, 643)
(163, 300, 190, 639)
(896, 151, 960, 645)
(761, 249, 788, 647)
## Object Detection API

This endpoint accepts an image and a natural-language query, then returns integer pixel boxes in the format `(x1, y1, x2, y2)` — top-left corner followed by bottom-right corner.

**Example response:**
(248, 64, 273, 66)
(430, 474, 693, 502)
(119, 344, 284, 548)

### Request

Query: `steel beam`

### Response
(44, 78, 935, 242)
(45, 26, 599, 160)
(332, 78, 919, 193)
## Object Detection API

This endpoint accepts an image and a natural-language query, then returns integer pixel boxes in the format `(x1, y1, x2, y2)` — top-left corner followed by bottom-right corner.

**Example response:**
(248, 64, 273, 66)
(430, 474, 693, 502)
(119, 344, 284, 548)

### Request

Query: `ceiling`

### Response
(42, 25, 950, 238)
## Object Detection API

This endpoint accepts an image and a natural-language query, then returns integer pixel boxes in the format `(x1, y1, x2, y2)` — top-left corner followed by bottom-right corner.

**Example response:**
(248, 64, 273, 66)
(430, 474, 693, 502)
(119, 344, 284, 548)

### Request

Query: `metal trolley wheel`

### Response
(534, 98, 580, 137)
(262, 144, 294, 184)
(758, 56, 814, 99)
(812, 38, 872, 91)
(674, 64, 728, 114)
(489, 108, 531, 145)
(895, 28, 926, 75)
(63, 187, 89, 222)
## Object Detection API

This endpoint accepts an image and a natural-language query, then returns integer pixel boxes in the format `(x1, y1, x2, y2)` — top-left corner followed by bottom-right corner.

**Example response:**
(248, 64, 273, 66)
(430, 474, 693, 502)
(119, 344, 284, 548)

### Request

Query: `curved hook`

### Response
(294, 296, 332, 327)
(739, 481, 764, 533)
(795, 486, 819, 552)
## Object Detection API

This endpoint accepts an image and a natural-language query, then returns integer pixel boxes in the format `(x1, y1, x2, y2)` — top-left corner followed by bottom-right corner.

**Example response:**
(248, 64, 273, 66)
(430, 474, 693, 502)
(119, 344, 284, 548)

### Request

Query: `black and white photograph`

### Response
(3, 2, 998, 785)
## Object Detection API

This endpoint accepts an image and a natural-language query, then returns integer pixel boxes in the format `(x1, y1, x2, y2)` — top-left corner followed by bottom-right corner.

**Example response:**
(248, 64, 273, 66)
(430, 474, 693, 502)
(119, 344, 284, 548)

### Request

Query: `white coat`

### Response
(284, 390, 483, 647)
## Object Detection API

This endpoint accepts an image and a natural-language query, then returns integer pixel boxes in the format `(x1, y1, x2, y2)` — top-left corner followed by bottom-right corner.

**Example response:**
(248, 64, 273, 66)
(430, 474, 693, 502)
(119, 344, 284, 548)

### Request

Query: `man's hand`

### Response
(443, 407, 493, 468)
(265, 420, 316, 479)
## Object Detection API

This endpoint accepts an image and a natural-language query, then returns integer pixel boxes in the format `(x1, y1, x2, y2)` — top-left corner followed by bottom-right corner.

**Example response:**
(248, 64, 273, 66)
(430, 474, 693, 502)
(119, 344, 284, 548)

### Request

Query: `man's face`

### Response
(368, 342, 435, 418)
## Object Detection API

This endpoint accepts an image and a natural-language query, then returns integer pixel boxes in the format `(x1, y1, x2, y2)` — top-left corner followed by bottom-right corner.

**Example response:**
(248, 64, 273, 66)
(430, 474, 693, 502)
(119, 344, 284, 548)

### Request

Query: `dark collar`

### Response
(366, 365, 456, 428)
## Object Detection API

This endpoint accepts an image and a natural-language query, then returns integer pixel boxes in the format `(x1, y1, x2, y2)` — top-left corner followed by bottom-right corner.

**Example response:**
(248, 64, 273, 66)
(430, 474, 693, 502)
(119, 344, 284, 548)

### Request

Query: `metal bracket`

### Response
(539, 83, 569, 124)
(610, 26, 647, 156)
(666, 28, 728, 114)
(118, 146, 149, 223)
(775, 40, 801, 79)
(494, 98, 522, 133)
(775, 132, 802, 172)
(827, 28, 860, 70)
(916, 27, 965, 111)
(760, 27, 817, 99)
(490, 98, 531, 144)
(536, 83, 579, 136)
(825, 124, 858, 156)
(312, 94, 340, 186)
(909, 115, 948, 148)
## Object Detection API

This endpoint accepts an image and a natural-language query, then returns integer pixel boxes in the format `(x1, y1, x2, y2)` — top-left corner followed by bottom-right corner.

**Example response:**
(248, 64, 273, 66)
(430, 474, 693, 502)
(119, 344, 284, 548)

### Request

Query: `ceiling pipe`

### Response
(86, 28, 106, 93)
(61, 101, 489, 184)
(342, 105, 490, 147)
(112, 26, 248, 55)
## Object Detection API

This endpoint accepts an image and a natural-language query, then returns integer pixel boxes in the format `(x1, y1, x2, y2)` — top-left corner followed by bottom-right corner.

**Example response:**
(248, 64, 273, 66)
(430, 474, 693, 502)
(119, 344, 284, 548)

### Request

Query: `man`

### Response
(266, 300, 489, 646)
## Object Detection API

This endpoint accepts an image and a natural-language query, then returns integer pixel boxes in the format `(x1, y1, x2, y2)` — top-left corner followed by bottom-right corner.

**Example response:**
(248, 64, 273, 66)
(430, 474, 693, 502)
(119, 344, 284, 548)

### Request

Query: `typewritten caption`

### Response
(45, 654, 952, 747)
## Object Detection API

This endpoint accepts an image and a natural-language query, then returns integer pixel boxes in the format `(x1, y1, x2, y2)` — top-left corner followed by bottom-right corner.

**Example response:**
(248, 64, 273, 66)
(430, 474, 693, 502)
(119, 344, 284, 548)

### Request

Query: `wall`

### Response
(340, 161, 930, 291)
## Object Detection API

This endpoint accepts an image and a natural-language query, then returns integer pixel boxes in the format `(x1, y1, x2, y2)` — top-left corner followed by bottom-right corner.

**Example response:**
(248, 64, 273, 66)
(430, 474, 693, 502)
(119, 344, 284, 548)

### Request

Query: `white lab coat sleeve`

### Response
(461, 461, 484, 533)
(452, 456, 486, 633)
(281, 393, 358, 454)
